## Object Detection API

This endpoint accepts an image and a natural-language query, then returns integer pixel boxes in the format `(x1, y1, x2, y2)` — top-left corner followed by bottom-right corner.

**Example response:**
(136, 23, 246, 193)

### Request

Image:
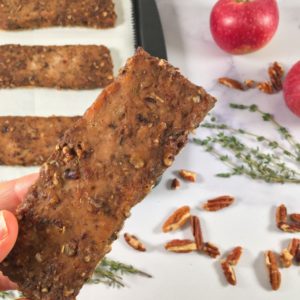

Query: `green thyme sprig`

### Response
(194, 104, 300, 184)
(0, 258, 152, 299)
(229, 103, 300, 159)
(201, 123, 298, 161)
(89, 257, 152, 288)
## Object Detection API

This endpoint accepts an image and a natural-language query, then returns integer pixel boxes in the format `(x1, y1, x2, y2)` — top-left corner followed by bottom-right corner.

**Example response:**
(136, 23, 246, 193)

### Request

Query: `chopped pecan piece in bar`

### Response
(0, 45, 113, 89)
(0, 116, 80, 166)
(0, 49, 215, 300)
(0, 0, 116, 30)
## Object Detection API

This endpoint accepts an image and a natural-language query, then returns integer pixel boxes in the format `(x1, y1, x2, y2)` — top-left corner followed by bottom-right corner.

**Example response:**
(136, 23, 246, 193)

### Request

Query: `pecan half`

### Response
(170, 178, 180, 190)
(265, 251, 281, 291)
(163, 153, 174, 167)
(202, 195, 234, 212)
(290, 213, 300, 224)
(257, 81, 274, 94)
(178, 169, 197, 182)
(190, 215, 204, 250)
(288, 238, 300, 256)
(124, 233, 146, 252)
(226, 246, 243, 266)
(268, 62, 284, 92)
(165, 239, 197, 253)
(221, 260, 236, 285)
(218, 77, 245, 91)
(203, 242, 220, 258)
(62, 145, 75, 162)
(278, 222, 300, 233)
(276, 204, 287, 227)
(162, 206, 191, 232)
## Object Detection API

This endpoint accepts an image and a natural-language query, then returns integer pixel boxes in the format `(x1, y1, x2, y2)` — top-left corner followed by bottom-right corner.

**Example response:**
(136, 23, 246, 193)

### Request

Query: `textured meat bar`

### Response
(0, 49, 216, 300)
(0, 116, 80, 166)
(0, 0, 116, 30)
(0, 45, 113, 89)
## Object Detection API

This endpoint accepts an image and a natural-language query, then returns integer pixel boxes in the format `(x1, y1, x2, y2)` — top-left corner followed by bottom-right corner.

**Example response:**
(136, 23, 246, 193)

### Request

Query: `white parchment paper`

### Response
(0, 0, 135, 181)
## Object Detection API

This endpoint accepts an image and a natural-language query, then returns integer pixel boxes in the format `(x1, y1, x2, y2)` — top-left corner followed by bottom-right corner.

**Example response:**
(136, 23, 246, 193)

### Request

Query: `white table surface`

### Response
(1, 1, 300, 299)
(85, 1, 300, 300)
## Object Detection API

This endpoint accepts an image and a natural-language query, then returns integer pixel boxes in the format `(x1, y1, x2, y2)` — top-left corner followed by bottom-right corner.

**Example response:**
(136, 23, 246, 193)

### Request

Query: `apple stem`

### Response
(235, 0, 251, 3)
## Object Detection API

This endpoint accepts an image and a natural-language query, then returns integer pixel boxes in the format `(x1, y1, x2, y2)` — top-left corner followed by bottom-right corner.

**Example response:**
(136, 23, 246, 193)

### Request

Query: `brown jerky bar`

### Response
(0, 49, 216, 300)
(0, 0, 116, 30)
(0, 45, 113, 89)
(0, 116, 80, 166)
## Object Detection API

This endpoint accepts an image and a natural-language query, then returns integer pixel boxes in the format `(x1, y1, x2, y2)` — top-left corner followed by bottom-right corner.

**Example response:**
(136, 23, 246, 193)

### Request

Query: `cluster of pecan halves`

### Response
(262, 204, 300, 291)
(162, 195, 241, 286)
(218, 61, 284, 94)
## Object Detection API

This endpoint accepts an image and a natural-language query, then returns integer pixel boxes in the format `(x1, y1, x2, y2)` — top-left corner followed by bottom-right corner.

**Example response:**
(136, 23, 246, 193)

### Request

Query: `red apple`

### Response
(283, 61, 300, 118)
(210, 0, 279, 55)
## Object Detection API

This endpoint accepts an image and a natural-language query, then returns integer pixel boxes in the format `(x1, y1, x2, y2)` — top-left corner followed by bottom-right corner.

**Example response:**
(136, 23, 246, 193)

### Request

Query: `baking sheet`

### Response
(0, 0, 135, 181)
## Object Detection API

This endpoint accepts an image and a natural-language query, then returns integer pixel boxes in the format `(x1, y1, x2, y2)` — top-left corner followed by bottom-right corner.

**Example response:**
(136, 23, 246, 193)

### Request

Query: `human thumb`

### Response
(0, 210, 18, 262)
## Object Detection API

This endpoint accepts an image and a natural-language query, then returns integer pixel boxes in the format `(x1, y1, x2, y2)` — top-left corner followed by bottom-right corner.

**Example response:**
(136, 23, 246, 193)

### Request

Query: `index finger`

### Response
(0, 174, 39, 212)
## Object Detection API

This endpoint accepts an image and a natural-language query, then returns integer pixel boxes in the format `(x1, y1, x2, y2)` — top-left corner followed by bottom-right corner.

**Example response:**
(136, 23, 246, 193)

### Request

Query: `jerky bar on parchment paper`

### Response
(0, 49, 216, 300)
(0, 45, 113, 89)
(0, 0, 116, 30)
(0, 116, 80, 166)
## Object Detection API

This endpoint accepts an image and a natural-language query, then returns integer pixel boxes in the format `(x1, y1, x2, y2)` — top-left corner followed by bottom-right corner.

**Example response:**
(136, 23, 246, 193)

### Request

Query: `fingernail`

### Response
(0, 212, 8, 240)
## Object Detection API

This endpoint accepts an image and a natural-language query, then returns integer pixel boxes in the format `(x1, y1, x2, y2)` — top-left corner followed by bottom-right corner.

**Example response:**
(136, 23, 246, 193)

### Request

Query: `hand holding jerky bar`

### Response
(0, 49, 216, 300)
(0, 174, 38, 290)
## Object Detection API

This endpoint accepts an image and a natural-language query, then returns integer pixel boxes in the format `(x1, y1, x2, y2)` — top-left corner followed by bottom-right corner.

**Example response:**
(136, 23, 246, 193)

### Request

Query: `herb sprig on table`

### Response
(193, 103, 300, 184)
(89, 257, 152, 287)
(0, 258, 151, 299)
